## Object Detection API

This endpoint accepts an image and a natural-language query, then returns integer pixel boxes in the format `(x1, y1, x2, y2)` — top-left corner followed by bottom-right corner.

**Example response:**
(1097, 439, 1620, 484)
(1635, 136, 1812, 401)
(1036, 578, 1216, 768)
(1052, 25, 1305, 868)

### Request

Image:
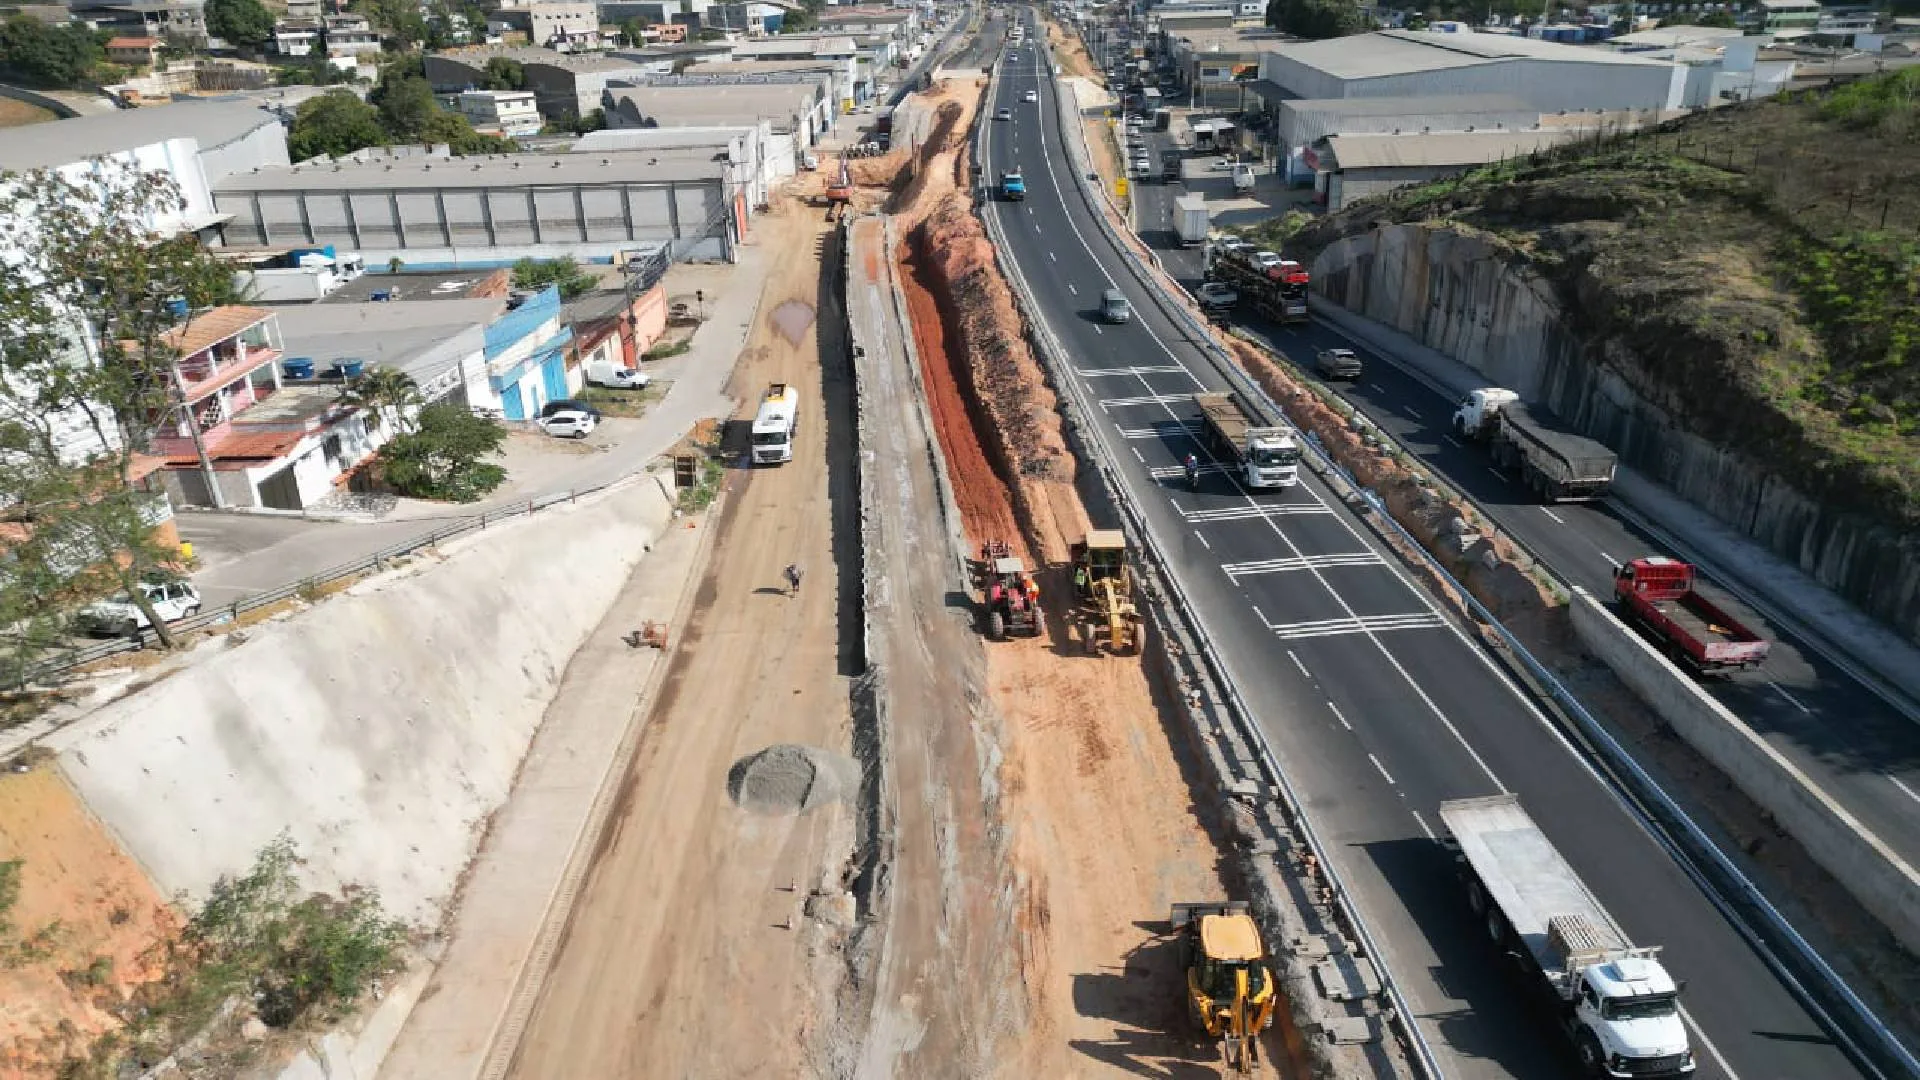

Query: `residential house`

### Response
(104, 35, 164, 66)
(1759, 0, 1823, 35)
(458, 89, 543, 134)
(283, 0, 322, 18)
(272, 20, 319, 56)
(67, 0, 207, 44)
(565, 270, 668, 379)
(147, 305, 394, 511)
(323, 13, 382, 57)
(473, 286, 578, 420)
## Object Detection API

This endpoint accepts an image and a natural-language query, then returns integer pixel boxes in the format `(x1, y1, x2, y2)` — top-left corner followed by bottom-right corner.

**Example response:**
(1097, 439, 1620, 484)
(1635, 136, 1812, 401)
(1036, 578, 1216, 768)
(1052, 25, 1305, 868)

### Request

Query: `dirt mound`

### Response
(908, 195, 1085, 561)
(726, 744, 860, 815)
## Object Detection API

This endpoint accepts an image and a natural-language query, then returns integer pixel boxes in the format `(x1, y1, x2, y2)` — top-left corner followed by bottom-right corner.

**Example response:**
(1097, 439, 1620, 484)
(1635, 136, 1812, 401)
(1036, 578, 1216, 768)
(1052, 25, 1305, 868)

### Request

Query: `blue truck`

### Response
(999, 169, 1026, 200)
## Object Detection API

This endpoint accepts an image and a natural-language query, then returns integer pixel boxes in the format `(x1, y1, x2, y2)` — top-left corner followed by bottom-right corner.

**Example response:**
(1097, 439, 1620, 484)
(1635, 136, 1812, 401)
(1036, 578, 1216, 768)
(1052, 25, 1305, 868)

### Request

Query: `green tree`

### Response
(0, 163, 240, 659)
(619, 17, 651, 45)
(511, 257, 596, 300)
(482, 55, 523, 89)
(205, 0, 275, 50)
(374, 74, 438, 140)
(337, 367, 423, 435)
(287, 90, 386, 160)
(1265, 0, 1370, 39)
(0, 14, 103, 88)
(360, 0, 427, 49)
(375, 403, 507, 501)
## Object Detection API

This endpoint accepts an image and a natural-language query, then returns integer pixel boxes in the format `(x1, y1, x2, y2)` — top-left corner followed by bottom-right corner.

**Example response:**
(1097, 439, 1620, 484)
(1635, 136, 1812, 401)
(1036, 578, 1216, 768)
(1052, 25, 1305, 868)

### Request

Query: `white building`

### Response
(526, 1, 602, 49)
(323, 13, 383, 57)
(458, 89, 543, 135)
(272, 19, 319, 56)
(1257, 29, 1687, 114)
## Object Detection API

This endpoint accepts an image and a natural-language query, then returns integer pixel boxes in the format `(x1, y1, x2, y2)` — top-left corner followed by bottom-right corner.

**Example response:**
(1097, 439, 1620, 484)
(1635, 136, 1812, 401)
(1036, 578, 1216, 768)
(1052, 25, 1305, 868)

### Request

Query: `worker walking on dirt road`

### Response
(784, 563, 803, 597)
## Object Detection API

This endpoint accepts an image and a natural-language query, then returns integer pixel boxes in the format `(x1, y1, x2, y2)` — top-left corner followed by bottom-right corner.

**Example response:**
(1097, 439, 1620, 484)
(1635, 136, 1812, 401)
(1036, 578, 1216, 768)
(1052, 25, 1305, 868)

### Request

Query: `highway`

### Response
(983, 16, 1869, 1080)
(1116, 111, 1920, 877)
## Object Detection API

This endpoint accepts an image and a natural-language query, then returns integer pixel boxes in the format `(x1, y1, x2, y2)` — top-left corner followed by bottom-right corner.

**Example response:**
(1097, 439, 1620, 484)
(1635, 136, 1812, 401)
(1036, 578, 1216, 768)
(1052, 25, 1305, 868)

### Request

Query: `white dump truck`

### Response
(751, 382, 799, 465)
(1439, 795, 1695, 1078)
(1452, 387, 1616, 501)
(1194, 391, 1299, 488)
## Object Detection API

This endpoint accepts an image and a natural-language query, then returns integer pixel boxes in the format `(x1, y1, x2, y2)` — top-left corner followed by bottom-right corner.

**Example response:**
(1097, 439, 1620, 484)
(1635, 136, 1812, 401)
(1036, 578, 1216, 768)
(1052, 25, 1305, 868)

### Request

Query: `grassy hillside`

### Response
(1266, 70, 1920, 529)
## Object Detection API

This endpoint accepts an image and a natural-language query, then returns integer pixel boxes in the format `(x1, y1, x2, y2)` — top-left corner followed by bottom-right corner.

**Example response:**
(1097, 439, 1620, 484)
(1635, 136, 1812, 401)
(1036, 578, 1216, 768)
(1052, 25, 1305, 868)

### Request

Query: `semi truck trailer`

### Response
(1174, 193, 1209, 247)
(1613, 556, 1769, 673)
(1440, 795, 1695, 1078)
(1194, 392, 1299, 488)
(1452, 387, 1616, 501)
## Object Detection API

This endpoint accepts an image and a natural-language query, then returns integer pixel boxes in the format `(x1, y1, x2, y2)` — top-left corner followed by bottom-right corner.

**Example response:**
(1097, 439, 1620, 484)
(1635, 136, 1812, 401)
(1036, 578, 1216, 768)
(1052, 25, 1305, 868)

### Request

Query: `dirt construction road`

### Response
(507, 203, 860, 1078)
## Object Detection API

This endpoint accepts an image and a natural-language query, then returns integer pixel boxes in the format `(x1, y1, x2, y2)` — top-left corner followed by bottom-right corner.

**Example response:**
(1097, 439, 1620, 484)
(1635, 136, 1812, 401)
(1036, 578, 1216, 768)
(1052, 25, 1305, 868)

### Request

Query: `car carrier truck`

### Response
(1194, 392, 1299, 488)
(1452, 387, 1616, 501)
(1440, 795, 1695, 1078)
(1613, 556, 1769, 673)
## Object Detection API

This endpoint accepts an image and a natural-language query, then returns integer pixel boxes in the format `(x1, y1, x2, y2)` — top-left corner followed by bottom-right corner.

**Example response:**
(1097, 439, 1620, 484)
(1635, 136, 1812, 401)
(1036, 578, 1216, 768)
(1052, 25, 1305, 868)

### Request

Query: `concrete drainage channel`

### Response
(1021, 43, 1919, 1080)
(980, 55, 1427, 1080)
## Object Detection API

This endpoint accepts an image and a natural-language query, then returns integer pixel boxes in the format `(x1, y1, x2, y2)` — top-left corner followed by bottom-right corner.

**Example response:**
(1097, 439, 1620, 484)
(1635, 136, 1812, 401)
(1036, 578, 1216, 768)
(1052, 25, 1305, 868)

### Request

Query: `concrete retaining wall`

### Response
(1315, 223, 1920, 647)
(49, 479, 676, 925)
(1569, 586, 1920, 954)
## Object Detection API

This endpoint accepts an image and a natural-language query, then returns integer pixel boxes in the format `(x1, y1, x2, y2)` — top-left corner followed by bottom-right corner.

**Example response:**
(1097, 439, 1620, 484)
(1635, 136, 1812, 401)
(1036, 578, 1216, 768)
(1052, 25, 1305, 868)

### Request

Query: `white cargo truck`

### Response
(1439, 795, 1695, 1078)
(751, 382, 799, 465)
(1174, 193, 1209, 247)
(1194, 392, 1299, 488)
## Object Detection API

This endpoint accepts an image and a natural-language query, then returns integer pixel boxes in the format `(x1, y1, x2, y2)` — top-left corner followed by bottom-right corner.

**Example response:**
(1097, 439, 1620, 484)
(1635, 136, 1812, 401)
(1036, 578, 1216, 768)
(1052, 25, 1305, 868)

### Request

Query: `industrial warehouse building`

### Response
(423, 46, 656, 120)
(1255, 30, 1687, 114)
(1308, 129, 1585, 208)
(212, 149, 745, 266)
(601, 75, 832, 147)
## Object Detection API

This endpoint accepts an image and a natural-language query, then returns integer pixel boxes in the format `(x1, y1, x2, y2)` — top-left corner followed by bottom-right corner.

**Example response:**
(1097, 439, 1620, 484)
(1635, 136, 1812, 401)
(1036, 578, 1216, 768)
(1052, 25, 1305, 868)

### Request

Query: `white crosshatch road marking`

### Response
(1149, 462, 1230, 479)
(1262, 612, 1447, 641)
(1098, 393, 1191, 409)
(1182, 503, 1334, 524)
(1221, 552, 1387, 582)
(1118, 420, 1201, 439)
(1077, 364, 1189, 378)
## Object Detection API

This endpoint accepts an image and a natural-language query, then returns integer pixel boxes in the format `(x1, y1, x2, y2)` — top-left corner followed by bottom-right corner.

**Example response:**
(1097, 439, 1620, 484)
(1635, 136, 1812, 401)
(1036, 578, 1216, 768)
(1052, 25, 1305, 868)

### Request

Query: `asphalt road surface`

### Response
(1123, 123, 1920, 879)
(983, 17, 1868, 1080)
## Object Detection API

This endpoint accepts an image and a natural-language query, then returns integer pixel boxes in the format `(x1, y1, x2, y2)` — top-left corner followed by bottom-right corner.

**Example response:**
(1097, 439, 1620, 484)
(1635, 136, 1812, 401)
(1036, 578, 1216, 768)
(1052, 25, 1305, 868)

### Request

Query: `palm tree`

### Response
(337, 366, 424, 435)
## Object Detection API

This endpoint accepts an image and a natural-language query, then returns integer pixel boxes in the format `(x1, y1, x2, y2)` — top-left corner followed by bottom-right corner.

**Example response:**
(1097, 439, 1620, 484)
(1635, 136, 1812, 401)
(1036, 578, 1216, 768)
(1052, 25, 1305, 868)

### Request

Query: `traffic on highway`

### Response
(981, 9, 1877, 1079)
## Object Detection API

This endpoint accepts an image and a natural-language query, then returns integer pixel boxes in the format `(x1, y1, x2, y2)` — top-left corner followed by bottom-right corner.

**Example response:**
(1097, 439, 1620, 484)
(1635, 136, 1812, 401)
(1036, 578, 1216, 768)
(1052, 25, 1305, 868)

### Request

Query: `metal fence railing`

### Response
(20, 477, 656, 688)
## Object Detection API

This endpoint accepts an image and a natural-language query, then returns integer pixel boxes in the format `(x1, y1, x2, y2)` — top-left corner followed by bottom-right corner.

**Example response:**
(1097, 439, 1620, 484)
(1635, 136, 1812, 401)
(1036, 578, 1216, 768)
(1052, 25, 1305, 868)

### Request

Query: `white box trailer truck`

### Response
(1174, 193, 1209, 247)
(751, 382, 799, 465)
(1439, 795, 1695, 1078)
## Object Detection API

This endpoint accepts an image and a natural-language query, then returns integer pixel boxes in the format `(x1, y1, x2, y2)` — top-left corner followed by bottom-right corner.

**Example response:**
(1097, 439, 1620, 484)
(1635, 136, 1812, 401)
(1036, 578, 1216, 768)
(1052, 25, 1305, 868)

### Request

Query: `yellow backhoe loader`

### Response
(1173, 901, 1277, 1076)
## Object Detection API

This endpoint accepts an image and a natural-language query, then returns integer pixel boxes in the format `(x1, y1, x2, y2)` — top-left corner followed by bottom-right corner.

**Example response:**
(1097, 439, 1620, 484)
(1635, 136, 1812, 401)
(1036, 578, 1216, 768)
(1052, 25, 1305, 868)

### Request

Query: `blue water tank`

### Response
(283, 357, 315, 379)
(165, 298, 189, 319)
(336, 359, 366, 378)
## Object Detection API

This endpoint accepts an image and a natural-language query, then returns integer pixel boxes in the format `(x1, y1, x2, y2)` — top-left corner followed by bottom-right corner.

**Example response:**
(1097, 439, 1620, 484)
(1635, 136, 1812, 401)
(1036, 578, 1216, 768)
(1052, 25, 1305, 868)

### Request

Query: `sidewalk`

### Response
(178, 241, 770, 606)
(1309, 294, 1920, 717)
(377, 492, 712, 1080)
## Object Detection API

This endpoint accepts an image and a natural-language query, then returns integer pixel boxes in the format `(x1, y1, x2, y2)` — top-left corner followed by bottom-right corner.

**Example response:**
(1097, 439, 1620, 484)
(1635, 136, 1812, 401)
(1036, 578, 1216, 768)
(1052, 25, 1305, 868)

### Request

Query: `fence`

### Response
(19, 478, 652, 688)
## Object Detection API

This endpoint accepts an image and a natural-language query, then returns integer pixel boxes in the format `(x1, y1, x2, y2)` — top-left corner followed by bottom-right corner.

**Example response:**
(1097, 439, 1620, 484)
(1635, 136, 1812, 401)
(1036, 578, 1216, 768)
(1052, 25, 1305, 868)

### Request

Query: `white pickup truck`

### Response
(80, 580, 202, 636)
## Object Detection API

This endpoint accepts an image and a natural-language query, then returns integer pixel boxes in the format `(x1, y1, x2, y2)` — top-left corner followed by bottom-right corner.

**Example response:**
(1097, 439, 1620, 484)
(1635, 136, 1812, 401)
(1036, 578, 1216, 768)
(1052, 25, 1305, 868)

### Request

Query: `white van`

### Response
(586, 358, 651, 389)
(751, 382, 799, 464)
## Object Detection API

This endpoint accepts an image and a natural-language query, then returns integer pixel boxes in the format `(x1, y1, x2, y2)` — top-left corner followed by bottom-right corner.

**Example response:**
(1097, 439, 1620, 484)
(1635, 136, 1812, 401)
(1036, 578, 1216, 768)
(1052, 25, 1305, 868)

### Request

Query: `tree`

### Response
(337, 367, 422, 435)
(0, 163, 239, 661)
(1265, 0, 1370, 39)
(619, 18, 651, 46)
(288, 90, 386, 160)
(511, 257, 596, 301)
(373, 74, 438, 140)
(205, 0, 275, 50)
(374, 404, 506, 502)
(482, 55, 523, 90)
(0, 14, 103, 89)
(362, 0, 428, 49)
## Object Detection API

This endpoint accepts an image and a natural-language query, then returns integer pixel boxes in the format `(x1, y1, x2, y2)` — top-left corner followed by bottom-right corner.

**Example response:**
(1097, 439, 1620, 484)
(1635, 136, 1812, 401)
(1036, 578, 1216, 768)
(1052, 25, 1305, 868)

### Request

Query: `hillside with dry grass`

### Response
(1266, 69, 1920, 530)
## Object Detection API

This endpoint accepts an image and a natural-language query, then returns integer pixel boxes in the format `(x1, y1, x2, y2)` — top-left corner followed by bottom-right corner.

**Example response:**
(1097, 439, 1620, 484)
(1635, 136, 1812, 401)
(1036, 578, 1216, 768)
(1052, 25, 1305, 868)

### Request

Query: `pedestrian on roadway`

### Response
(785, 563, 803, 597)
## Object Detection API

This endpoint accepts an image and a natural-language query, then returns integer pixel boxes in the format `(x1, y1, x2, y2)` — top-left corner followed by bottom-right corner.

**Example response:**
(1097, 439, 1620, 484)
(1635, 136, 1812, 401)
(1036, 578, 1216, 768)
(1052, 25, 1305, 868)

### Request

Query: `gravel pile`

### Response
(728, 744, 861, 815)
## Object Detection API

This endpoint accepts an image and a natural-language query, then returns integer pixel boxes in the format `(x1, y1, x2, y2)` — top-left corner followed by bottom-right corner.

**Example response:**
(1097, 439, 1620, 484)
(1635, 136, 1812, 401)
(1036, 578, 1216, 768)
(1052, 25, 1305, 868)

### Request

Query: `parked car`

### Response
(1316, 347, 1364, 380)
(1196, 281, 1238, 310)
(80, 579, 201, 637)
(1099, 288, 1132, 323)
(586, 359, 652, 389)
(538, 409, 598, 439)
(995, 107, 1012, 121)
(540, 399, 603, 421)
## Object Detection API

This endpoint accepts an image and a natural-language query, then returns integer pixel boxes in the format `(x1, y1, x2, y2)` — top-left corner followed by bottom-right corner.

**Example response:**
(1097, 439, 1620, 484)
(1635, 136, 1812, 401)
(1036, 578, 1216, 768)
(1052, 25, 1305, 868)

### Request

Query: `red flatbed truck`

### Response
(1612, 557, 1769, 674)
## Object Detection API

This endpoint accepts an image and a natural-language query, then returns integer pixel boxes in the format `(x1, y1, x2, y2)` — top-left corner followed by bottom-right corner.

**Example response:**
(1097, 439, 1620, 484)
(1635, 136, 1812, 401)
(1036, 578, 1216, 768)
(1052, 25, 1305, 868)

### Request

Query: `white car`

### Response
(1196, 282, 1239, 309)
(80, 580, 201, 636)
(1024, 89, 1038, 102)
(538, 409, 598, 439)
(1252, 250, 1285, 270)
(995, 107, 1013, 121)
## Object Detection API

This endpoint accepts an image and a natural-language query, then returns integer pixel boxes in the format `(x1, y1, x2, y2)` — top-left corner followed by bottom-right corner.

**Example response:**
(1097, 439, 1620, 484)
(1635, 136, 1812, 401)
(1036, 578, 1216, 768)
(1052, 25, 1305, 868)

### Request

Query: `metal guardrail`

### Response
(21, 478, 650, 687)
(1037, 50, 1916, 1079)
(985, 48, 1441, 1080)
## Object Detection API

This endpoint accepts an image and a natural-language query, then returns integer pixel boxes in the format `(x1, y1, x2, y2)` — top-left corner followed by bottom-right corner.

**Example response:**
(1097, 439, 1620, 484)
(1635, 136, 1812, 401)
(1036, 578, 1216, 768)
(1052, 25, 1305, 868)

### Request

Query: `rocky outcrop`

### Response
(1315, 222, 1920, 646)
